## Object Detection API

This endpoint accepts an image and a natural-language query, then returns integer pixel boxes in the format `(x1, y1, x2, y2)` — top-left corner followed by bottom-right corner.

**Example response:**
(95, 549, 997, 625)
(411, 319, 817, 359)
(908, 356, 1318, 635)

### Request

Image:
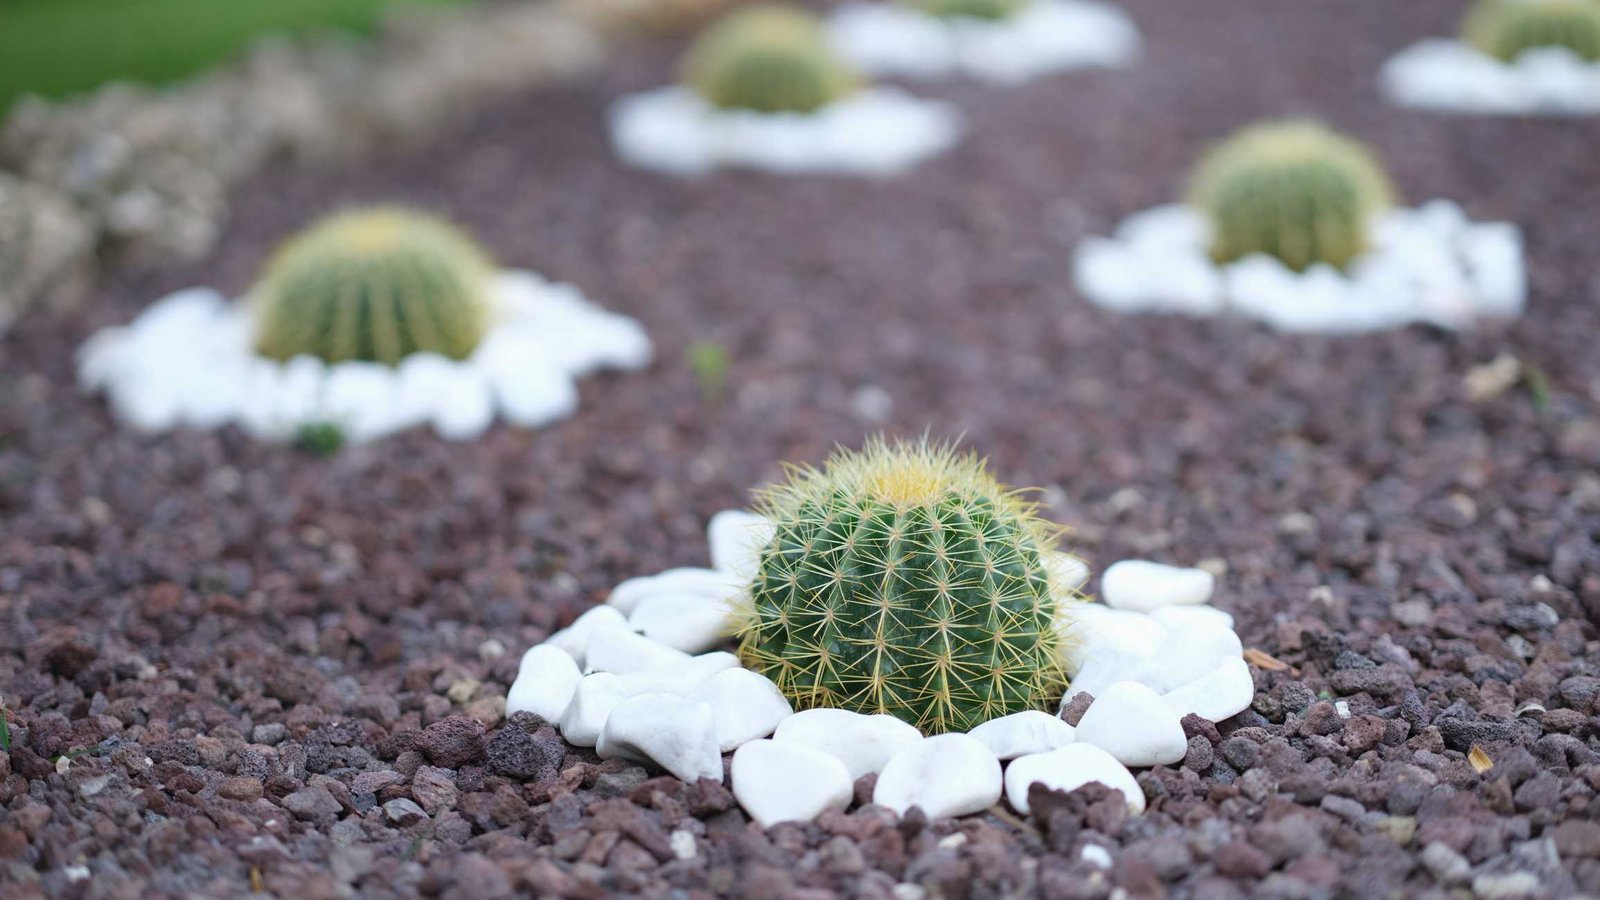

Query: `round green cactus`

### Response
(253, 207, 494, 366)
(907, 0, 1027, 21)
(1464, 0, 1600, 62)
(1188, 120, 1395, 273)
(734, 439, 1074, 734)
(683, 5, 862, 113)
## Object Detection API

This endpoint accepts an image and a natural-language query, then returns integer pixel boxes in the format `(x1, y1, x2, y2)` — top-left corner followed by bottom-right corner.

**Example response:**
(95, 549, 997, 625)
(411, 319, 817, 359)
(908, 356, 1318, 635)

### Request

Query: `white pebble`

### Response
(1149, 620, 1243, 692)
(1003, 743, 1145, 815)
(1059, 602, 1167, 672)
(1148, 604, 1235, 633)
(625, 651, 743, 695)
(557, 651, 743, 747)
(1163, 657, 1255, 723)
(598, 694, 724, 783)
(827, 0, 1142, 85)
(707, 510, 776, 578)
(629, 591, 733, 654)
(1101, 560, 1215, 613)
(690, 668, 794, 752)
(560, 673, 626, 747)
(872, 734, 1002, 819)
(546, 606, 631, 667)
(609, 85, 961, 177)
(1075, 201, 1526, 334)
(731, 740, 854, 828)
(1081, 844, 1113, 869)
(584, 627, 691, 674)
(1073, 681, 1187, 767)
(773, 709, 924, 780)
(607, 567, 743, 616)
(505, 645, 582, 724)
(967, 710, 1076, 760)
(1046, 553, 1092, 592)
(1061, 651, 1164, 709)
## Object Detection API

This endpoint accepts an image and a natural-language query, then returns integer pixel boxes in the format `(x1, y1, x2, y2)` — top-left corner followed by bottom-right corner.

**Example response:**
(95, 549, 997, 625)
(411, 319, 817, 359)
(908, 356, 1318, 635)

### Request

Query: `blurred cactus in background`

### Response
(253, 207, 494, 366)
(1189, 120, 1395, 273)
(684, 5, 862, 113)
(906, 0, 1027, 21)
(1463, 0, 1600, 62)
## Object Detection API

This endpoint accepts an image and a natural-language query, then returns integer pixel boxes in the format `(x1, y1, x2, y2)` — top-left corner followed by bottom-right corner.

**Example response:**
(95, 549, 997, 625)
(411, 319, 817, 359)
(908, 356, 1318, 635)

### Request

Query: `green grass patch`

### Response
(687, 340, 731, 406)
(0, 0, 470, 112)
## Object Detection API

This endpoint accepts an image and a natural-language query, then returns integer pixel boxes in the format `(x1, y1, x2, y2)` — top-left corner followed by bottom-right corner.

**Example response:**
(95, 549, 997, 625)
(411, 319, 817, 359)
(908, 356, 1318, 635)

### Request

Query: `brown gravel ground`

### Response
(4, 0, 1600, 896)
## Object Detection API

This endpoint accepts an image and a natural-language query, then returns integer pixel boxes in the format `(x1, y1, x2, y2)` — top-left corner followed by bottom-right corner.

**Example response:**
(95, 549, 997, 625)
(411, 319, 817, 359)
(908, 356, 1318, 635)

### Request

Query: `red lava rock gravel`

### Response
(3, 0, 1600, 897)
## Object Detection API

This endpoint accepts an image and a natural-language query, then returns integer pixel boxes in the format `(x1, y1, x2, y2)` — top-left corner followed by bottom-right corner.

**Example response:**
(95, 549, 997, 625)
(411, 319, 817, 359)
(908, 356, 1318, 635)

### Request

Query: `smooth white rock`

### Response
(560, 673, 627, 747)
(1004, 743, 1145, 815)
(584, 626, 692, 675)
(1148, 604, 1235, 634)
(690, 668, 794, 752)
(707, 510, 776, 578)
(77, 271, 653, 443)
(731, 740, 855, 828)
(1101, 560, 1214, 613)
(1061, 650, 1165, 708)
(1163, 657, 1255, 723)
(1064, 605, 1245, 702)
(598, 694, 724, 783)
(546, 606, 632, 667)
(609, 85, 960, 177)
(1058, 602, 1167, 673)
(629, 591, 734, 654)
(607, 567, 743, 616)
(1081, 845, 1113, 869)
(505, 645, 582, 724)
(828, 0, 1141, 84)
(557, 651, 745, 747)
(967, 710, 1076, 760)
(430, 368, 495, 441)
(472, 325, 579, 428)
(1383, 39, 1600, 116)
(773, 709, 924, 780)
(1046, 553, 1092, 592)
(1074, 681, 1187, 767)
(621, 651, 743, 696)
(872, 734, 1002, 818)
(1150, 620, 1243, 692)
(1073, 202, 1526, 334)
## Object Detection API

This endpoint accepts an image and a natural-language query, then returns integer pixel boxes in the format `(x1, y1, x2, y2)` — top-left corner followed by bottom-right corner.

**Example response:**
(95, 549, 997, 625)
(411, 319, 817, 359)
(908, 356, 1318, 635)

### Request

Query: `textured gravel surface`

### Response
(4, 0, 1600, 897)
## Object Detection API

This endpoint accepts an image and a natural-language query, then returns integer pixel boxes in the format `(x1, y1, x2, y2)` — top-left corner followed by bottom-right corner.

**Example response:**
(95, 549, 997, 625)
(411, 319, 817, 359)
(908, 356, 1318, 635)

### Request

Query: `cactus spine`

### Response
(1463, 0, 1600, 62)
(684, 5, 862, 114)
(253, 207, 493, 366)
(734, 439, 1074, 734)
(1188, 120, 1395, 273)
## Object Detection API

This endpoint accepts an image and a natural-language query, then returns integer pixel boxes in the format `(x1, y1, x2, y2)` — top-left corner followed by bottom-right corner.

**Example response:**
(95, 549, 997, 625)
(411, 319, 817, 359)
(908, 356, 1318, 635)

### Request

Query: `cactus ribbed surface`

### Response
(253, 207, 493, 366)
(1188, 120, 1395, 273)
(1464, 0, 1600, 62)
(908, 0, 1026, 21)
(735, 439, 1072, 734)
(684, 4, 861, 113)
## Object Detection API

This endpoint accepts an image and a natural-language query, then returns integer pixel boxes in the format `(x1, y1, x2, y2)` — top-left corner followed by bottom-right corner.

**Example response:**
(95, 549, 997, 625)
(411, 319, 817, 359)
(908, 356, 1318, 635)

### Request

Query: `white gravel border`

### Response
(607, 85, 961, 176)
(76, 270, 652, 443)
(1382, 39, 1600, 116)
(1072, 201, 1526, 334)
(827, 0, 1141, 84)
(509, 510, 1255, 825)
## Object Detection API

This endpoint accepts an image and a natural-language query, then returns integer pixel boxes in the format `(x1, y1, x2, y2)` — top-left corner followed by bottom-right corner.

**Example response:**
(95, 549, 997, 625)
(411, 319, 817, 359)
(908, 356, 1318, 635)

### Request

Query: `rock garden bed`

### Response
(2, 0, 1599, 897)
